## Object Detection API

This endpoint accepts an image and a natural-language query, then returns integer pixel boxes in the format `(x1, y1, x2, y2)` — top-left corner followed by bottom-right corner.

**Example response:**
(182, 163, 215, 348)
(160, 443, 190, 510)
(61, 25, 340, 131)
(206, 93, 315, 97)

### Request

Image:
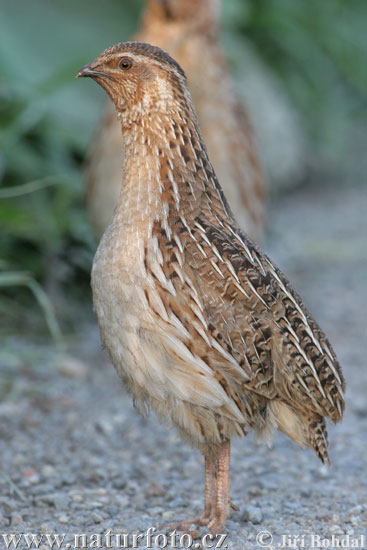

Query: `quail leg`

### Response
(161, 453, 217, 534)
(207, 440, 231, 534)
(200, 454, 217, 524)
(161, 441, 231, 534)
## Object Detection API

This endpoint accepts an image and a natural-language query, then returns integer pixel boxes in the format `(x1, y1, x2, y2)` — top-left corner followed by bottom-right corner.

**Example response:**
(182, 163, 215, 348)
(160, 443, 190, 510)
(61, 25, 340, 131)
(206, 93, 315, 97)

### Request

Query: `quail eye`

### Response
(119, 57, 133, 71)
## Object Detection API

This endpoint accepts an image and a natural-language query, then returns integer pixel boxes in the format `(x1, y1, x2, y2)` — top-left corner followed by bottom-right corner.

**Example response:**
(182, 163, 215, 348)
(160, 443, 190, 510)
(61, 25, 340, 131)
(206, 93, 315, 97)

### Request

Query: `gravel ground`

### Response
(1, 184, 366, 550)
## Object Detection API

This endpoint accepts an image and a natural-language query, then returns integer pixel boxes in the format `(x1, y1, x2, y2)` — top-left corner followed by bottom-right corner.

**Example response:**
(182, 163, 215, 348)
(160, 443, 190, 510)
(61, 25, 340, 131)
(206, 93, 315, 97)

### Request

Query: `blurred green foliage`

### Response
(0, 0, 365, 340)
(236, 0, 367, 169)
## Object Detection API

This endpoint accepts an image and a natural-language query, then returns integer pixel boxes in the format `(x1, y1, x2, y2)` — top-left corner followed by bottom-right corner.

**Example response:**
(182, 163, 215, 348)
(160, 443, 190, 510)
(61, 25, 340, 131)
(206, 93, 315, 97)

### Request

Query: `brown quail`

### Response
(86, 0, 265, 243)
(76, 42, 345, 534)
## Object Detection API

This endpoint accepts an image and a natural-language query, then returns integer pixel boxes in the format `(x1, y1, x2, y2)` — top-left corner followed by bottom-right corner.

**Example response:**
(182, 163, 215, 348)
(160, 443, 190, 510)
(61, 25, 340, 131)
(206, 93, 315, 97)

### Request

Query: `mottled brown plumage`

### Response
(86, 0, 265, 243)
(76, 41, 345, 533)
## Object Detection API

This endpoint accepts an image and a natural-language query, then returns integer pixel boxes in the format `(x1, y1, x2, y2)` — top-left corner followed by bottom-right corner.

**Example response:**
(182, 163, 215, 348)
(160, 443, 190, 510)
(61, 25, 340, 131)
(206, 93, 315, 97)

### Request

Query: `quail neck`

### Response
(103, 52, 232, 242)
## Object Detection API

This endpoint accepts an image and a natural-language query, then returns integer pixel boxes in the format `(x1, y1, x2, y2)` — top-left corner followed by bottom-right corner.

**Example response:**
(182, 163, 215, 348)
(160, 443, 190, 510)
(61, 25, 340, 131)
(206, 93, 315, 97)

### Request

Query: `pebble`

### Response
(317, 466, 329, 478)
(91, 512, 103, 523)
(349, 505, 363, 515)
(150, 506, 164, 516)
(146, 481, 165, 497)
(330, 524, 344, 535)
(161, 510, 175, 519)
(116, 495, 129, 508)
(38, 523, 55, 534)
(248, 485, 262, 497)
(86, 500, 104, 509)
(242, 505, 263, 524)
(23, 472, 41, 485)
(0, 498, 16, 512)
(350, 516, 361, 526)
(95, 418, 114, 435)
(41, 465, 56, 477)
(10, 513, 23, 526)
(57, 356, 88, 379)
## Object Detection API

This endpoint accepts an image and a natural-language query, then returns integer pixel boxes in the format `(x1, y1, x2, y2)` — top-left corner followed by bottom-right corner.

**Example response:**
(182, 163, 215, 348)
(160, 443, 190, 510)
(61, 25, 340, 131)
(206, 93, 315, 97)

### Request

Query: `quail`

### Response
(76, 41, 345, 534)
(85, 0, 265, 243)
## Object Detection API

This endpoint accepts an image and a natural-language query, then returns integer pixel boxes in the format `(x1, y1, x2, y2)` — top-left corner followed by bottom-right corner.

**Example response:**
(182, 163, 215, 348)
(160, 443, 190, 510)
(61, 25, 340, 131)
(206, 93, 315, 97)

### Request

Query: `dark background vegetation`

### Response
(0, 0, 366, 342)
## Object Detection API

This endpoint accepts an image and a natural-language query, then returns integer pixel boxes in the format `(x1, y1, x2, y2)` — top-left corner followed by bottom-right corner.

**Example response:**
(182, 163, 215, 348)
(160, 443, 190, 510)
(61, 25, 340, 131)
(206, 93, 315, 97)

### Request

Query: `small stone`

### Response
(31, 483, 54, 496)
(330, 525, 344, 535)
(242, 505, 263, 524)
(10, 513, 22, 526)
(95, 419, 114, 436)
(350, 516, 361, 527)
(12, 454, 26, 465)
(248, 486, 262, 497)
(57, 356, 88, 379)
(72, 494, 83, 503)
(349, 505, 362, 515)
(116, 495, 129, 508)
(112, 478, 126, 490)
(24, 472, 40, 485)
(41, 465, 56, 477)
(87, 500, 104, 509)
(317, 466, 329, 478)
(146, 482, 165, 497)
(161, 510, 175, 519)
(150, 506, 164, 516)
(58, 515, 69, 524)
(0, 498, 16, 513)
(37, 493, 69, 510)
(91, 512, 103, 523)
(38, 523, 54, 534)
(0, 515, 9, 527)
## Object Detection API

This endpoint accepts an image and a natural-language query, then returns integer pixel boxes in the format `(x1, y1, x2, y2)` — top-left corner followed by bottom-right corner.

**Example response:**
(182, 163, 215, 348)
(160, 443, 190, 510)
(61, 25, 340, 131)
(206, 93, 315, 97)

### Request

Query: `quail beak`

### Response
(75, 62, 113, 80)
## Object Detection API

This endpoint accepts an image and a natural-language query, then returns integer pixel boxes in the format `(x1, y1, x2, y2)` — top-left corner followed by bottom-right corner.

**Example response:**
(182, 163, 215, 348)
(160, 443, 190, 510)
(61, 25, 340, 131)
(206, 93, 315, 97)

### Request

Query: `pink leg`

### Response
(160, 451, 217, 533)
(160, 441, 231, 534)
(200, 453, 217, 524)
(208, 440, 231, 534)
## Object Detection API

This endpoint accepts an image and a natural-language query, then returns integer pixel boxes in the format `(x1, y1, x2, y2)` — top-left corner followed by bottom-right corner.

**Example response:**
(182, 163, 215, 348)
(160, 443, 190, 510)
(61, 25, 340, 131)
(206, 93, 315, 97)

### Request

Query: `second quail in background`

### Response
(85, 0, 265, 243)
